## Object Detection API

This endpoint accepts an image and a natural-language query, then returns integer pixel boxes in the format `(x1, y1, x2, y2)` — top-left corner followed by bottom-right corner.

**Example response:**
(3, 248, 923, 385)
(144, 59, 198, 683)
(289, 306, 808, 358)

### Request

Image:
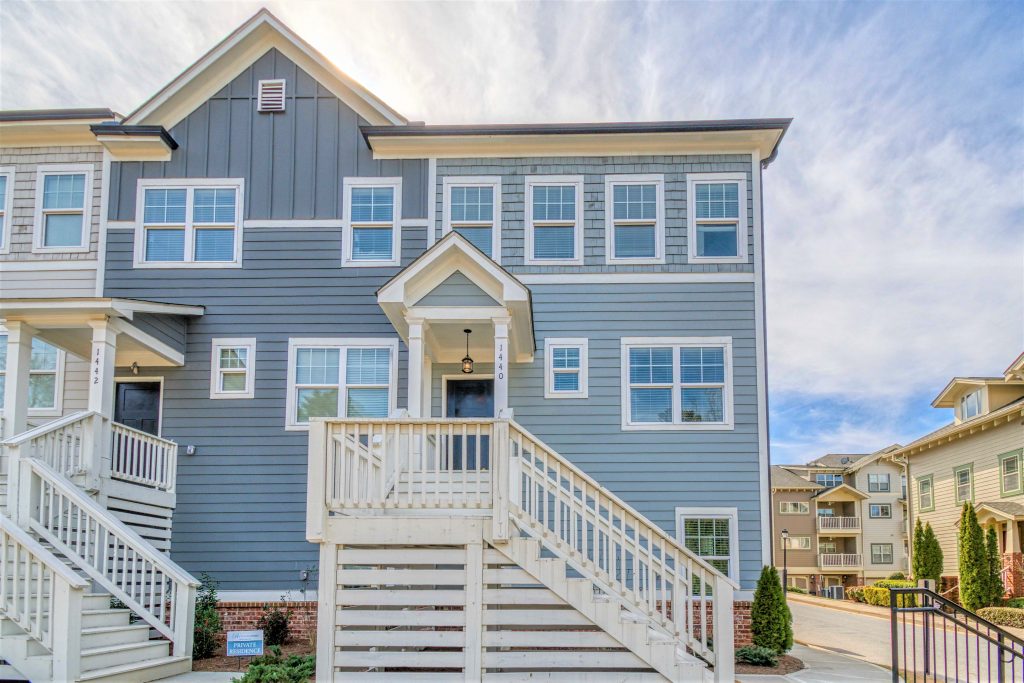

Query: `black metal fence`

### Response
(890, 587, 1024, 682)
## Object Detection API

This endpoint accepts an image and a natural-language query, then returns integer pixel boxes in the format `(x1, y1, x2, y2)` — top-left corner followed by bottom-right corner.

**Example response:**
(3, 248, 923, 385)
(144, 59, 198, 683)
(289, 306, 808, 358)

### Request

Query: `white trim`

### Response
(675, 506, 740, 583)
(107, 220, 138, 230)
(751, 151, 771, 569)
(779, 501, 810, 515)
(27, 340, 65, 418)
(685, 172, 748, 264)
(114, 376, 165, 436)
(620, 336, 734, 431)
(0, 260, 99, 272)
(32, 163, 95, 254)
(95, 150, 111, 296)
(604, 174, 665, 265)
(442, 176, 502, 264)
(209, 338, 256, 400)
(342, 176, 402, 267)
(426, 158, 438, 247)
(244, 219, 344, 229)
(0, 165, 14, 254)
(517, 272, 755, 284)
(523, 175, 585, 266)
(133, 177, 245, 268)
(285, 337, 399, 430)
(544, 337, 588, 399)
(441, 374, 495, 418)
(400, 218, 429, 228)
(218, 589, 317, 602)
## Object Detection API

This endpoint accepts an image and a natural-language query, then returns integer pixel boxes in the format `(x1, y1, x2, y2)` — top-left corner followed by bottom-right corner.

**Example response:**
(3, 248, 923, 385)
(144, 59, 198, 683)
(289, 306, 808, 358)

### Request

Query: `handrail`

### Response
(111, 421, 177, 492)
(0, 512, 89, 588)
(1, 410, 98, 447)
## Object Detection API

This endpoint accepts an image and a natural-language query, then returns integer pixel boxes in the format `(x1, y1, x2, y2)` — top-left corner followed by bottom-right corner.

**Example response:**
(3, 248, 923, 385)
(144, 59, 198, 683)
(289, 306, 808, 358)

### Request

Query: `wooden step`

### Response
(81, 609, 132, 629)
(80, 640, 170, 671)
(77, 655, 191, 683)
(79, 624, 152, 649)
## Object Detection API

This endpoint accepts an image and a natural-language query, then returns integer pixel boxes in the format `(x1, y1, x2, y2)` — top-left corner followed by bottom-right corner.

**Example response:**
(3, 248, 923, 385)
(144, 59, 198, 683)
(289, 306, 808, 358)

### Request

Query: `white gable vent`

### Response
(257, 79, 286, 112)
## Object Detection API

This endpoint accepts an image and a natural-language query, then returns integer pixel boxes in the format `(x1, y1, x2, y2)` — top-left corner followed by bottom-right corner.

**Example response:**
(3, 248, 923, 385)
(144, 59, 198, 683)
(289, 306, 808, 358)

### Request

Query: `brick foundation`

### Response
(733, 600, 752, 646)
(217, 602, 318, 641)
(1002, 552, 1024, 598)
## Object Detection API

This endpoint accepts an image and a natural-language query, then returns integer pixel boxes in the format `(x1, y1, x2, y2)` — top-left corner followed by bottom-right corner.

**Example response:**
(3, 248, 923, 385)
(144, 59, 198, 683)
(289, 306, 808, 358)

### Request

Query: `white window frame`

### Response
(605, 174, 665, 265)
(342, 176, 402, 267)
(14, 335, 65, 418)
(133, 178, 244, 268)
(675, 506, 739, 582)
(960, 389, 983, 420)
(524, 175, 584, 266)
(818, 539, 838, 554)
(620, 336, 734, 431)
(782, 535, 812, 550)
(815, 473, 843, 488)
(33, 163, 94, 254)
(871, 543, 894, 565)
(779, 501, 809, 515)
(544, 337, 588, 399)
(285, 338, 399, 431)
(869, 503, 892, 519)
(867, 473, 890, 493)
(0, 166, 14, 254)
(685, 172, 748, 264)
(442, 176, 502, 263)
(210, 338, 256, 400)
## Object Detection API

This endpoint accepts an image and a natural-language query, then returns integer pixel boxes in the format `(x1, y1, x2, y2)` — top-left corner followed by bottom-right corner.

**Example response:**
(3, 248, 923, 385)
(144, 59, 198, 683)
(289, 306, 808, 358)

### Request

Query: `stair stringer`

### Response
(487, 529, 712, 683)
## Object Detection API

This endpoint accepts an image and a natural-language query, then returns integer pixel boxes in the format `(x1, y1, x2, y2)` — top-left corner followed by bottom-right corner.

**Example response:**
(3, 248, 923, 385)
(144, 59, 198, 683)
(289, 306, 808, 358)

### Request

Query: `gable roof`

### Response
(771, 466, 823, 490)
(844, 444, 903, 474)
(895, 396, 1024, 460)
(812, 483, 870, 501)
(806, 453, 868, 468)
(124, 9, 406, 129)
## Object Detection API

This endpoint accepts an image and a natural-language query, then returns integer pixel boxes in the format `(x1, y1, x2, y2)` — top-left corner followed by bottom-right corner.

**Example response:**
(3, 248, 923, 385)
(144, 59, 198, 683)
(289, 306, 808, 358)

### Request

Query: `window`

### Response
(815, 473, 844, 488)
(960, 390, 982, 420)
(901, 474, 907, 499)
(868, 473, 890, 493)
(443, 176, 501, 262)
(135, 180, 243, 267)
(954, 465, 973, 504)
(621, 337, 733, 430)
(816, 507, 835, 517)
(782, 536, 811, 550)
(210, 339, 256, 399)
(779, 501, 809, 514)
(818, 540, 837, 554)
(871, 543, 894, 565)
(34, 165, 93, 252)
(286, 339, 397, 429)
(918, 475, 934, 512)
(676, 507, 738, 582)
(869, 503, 892, 519)
(605, 175, 664, 264)
(544, 338, 588, 399)
(686, 173, 747, 263)
(0, 335, 66, 415)
(524, 176, 584, 265)
(343, 177, 401, 266)
(1000, 450, 1023, 496)
(0, 167, 13, 253)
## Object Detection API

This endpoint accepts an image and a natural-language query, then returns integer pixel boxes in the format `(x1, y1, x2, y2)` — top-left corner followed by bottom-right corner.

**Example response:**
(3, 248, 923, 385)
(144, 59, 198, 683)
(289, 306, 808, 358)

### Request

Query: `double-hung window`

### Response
(443, 177, 501, 262)
(605, 175, 664, 263)
(0, 335, 65, 415)
(954, 465, 973, 504)
(525, 176, 584, 265)
(621, 337, 733, 430)
(1001, 450, 1023, 496)
(136, 180, 243, 267)
(286, 339, 397, 429)
(815, 473, 843, 488)
(343, 177, 401, 266)
(34, 164, 93, 252)
(917, 475, 934, 512)
(869, 503, 892, 519)
(210, 338, 256, 399)
(871, 543, 894, 564)
(0, 166, 13, 253)
(677, 507, 738, 588)
(686, 173, 747, 263)
(867, 473, 890, 492)
(544, 338, 588, 399)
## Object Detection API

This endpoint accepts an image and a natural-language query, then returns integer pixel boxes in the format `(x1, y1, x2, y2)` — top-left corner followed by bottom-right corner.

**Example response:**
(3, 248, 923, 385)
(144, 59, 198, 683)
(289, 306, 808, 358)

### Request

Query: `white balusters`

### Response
(110, 421, 177, 492)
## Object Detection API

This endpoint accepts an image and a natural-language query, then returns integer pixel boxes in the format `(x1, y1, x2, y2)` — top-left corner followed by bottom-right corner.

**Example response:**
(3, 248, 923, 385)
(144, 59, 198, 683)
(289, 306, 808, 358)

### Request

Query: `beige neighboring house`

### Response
(894, 352, 1024, 597)
(771, 446, 907, 593)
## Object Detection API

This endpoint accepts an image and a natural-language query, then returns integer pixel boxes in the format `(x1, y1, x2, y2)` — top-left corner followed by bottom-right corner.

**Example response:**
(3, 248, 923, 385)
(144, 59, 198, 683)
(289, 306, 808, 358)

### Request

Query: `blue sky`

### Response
(3, 1, 1021, 463)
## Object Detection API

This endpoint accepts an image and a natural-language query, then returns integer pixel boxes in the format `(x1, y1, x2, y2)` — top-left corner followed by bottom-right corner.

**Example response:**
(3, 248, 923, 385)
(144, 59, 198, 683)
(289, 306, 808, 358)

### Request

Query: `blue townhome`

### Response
(0, 10, 788, 682)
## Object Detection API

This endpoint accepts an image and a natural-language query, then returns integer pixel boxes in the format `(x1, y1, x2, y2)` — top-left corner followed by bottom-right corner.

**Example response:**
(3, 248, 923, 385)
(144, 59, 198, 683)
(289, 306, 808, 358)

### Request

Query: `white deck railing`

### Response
(818, 553, 862, 568)
(4, 411, 97, 479)
(817, 516, 860, 530)
(111, 422, 177, 492)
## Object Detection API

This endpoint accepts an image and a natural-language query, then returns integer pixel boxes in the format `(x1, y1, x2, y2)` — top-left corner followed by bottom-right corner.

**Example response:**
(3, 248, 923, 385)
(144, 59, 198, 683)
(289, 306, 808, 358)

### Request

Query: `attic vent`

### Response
(257, 79, 286, 112)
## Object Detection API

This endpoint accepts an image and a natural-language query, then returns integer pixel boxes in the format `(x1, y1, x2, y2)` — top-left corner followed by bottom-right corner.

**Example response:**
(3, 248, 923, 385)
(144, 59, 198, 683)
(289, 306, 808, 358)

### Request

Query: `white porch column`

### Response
(406, 318, 425, 418)
(2, 321, 35, 439)
(87, 319, 118, 419)
(493, 317, 510, 416)
(1008, 519, 1021, 554)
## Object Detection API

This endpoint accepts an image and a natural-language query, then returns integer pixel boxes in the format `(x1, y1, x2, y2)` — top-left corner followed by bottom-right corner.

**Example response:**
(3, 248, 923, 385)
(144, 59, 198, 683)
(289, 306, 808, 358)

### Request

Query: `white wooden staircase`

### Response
(308, 418, 737, 682)
(0, 412, 197, 682)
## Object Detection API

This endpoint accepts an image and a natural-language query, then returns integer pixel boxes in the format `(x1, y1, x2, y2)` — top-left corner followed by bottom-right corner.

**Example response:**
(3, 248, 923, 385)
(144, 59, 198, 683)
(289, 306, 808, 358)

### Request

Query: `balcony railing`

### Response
(817, 516, 860, 531)
(819, 553, 862, 568)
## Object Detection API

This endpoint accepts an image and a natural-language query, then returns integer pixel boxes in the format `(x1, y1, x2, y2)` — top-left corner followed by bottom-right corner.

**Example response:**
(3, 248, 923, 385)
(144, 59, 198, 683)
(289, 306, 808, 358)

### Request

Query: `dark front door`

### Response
(114, 381, 161, 436)
(445, 379, 493, 469)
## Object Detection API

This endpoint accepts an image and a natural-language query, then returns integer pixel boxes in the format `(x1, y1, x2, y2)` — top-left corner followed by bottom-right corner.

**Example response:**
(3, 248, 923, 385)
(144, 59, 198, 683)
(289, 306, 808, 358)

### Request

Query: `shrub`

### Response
(785, 585, 807, 594)
(257, 603, 293, 647)
(887, 572, 907, 580)
(751, 566, 792, 654)
(959, 503, 988, 612)
(977, 607, 1024, 629)
(986, 526, 1004, 606)
(863, 586, 917, 608)
(193, 572, 221, 660)
(873, 579, 917, 590)
(233, 646, 315, 683)
(846, 586, 865, 603)
(735, 645, 779, 667)
(920, 522, 944, 584)
(1006, 597, 1024, 609)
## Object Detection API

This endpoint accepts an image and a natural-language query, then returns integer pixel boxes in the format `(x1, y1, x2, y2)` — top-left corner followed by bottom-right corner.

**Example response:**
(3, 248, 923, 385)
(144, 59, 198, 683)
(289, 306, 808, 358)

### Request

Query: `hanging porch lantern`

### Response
(462, 329, 474, 374)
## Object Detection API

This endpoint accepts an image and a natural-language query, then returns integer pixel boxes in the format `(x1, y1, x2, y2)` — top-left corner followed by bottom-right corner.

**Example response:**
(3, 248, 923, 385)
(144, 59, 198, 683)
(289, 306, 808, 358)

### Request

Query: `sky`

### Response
(2, 1, 1021, 464)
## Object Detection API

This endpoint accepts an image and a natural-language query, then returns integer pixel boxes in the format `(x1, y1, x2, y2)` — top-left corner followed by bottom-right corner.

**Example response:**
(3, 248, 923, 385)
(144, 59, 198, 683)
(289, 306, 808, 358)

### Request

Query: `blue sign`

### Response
(227, 629, 264, 657)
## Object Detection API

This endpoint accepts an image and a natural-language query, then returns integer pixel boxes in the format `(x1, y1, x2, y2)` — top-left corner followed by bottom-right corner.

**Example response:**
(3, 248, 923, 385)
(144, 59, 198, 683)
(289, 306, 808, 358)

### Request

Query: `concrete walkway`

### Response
(736, 643, 890, 683)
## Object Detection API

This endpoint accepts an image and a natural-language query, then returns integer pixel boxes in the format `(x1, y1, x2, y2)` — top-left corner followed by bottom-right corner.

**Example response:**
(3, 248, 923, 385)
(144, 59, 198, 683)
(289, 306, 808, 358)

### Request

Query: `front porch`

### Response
(975, 502, 1024, 597)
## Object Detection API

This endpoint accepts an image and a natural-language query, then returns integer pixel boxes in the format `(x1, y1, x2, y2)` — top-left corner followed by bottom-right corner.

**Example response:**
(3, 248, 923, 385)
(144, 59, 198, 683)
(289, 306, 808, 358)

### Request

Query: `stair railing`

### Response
(0, 512, 88, 681)
(3, 411, 98, 480)
(16, 457, 198, 657)
(111, 421, 178, 492)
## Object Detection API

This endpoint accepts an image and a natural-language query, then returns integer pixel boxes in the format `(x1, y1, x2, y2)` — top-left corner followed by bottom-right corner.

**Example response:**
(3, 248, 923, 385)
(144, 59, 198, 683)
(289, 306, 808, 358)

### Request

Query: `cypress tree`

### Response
(751, 565, 793, 654)
(986, 525, 1003, 606)
(912, 518, 925, 580)
(921, 522, 944, 584)
(958, 503, 987, 612)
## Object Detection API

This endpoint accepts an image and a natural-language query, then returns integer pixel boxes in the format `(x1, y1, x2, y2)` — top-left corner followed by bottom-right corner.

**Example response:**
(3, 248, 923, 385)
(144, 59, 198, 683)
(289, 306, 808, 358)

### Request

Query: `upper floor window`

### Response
(621, 337, 733, 430)
(524, 176, 584, 265)
(1001, 450, 1023, 496)
(544, 338, 588, 399)
(605, 175, 664, 264)
(868, 473, 890, 492)
(779, 501, 809, 514)
(210, 338, 256, 400)
(0, 167, 13, 253)
(686, 173, 747, 263)
(815, 473, 843, 488)
(871, 543, 894, 564)
(0, 335, 65, 415)
(34, 164, 93, 252)
(960, 390, 982, 420)
(343, 178, 401, 267)
(443, 176, 501, 262)
(918, 475, 934, 512)
(869, 503, 892, 518)
(782, 536, 812, 550)
(954, 465, 973, 503)
(901, 474, 907, 498)
(135, 180, 243, 268)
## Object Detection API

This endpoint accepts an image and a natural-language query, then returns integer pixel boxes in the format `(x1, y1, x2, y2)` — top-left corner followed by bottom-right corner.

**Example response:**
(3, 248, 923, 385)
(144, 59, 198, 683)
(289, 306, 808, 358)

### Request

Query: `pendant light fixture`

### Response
(461, 329, 474, 374)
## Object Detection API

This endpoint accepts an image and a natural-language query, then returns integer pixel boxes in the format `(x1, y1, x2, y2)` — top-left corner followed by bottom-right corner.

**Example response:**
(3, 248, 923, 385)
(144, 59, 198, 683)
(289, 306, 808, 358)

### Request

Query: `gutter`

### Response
(90, 123, 178, 150)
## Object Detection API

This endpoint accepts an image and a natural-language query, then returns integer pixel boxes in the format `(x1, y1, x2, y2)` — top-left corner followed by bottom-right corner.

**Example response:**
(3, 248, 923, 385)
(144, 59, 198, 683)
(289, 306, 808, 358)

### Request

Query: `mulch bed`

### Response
(192, 638, 315, 673)
(735, 654, 805, 675)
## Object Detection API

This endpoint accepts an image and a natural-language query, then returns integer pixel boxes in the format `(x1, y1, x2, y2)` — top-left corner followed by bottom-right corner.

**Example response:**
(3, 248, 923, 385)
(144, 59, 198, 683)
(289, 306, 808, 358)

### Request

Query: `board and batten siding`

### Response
(107, 48, 428, 223)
